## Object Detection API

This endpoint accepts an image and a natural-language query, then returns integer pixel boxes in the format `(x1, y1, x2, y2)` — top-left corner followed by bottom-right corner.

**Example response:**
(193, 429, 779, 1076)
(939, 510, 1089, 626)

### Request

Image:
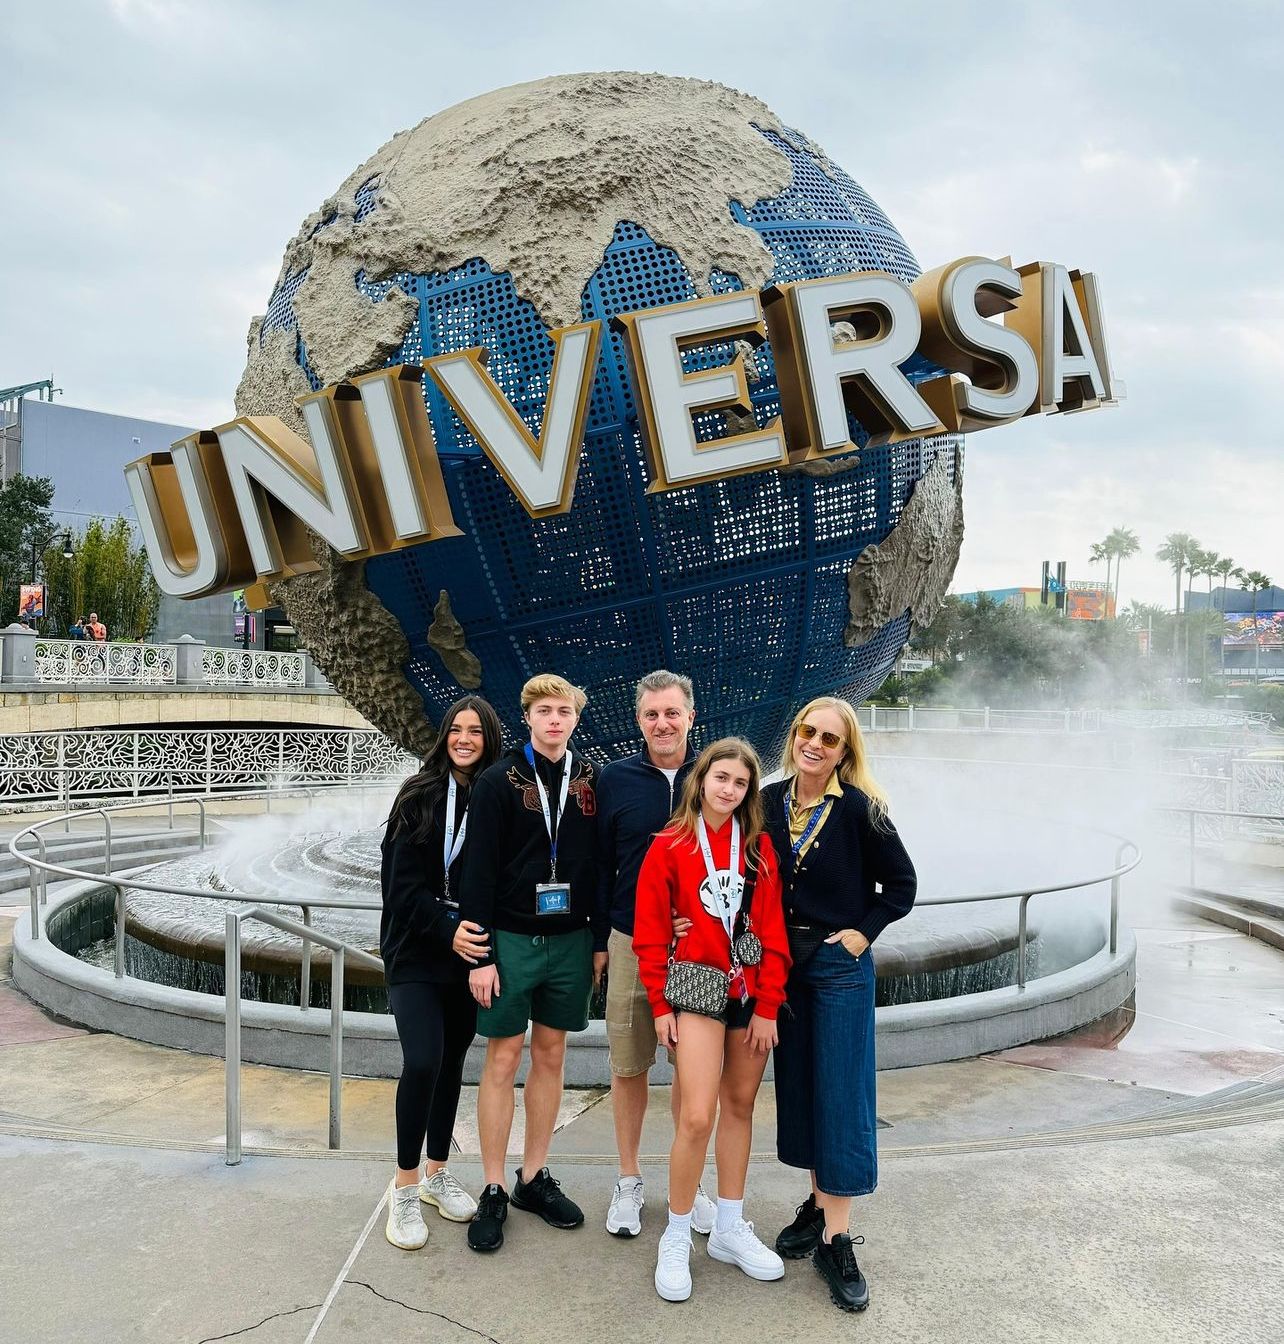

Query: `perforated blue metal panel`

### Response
(268, 128, 960, 763)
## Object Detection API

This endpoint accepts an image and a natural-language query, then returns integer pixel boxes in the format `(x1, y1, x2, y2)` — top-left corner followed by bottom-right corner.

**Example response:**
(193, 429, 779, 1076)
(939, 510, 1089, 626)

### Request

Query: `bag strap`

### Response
(734, 839, 759, 940)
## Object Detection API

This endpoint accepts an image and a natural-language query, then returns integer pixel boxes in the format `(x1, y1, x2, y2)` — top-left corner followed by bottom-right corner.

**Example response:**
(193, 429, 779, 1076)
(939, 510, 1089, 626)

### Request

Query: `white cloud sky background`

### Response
(4, 0, 1280, 609)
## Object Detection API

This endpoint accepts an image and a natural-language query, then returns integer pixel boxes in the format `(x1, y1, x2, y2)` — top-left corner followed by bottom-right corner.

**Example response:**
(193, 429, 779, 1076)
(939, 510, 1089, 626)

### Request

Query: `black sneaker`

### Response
(467, 1184, 508, 1252)
(775, 1193, 825, 1258)
(510, 1166, 584, 1229)
(813, 1232, 869, 1312)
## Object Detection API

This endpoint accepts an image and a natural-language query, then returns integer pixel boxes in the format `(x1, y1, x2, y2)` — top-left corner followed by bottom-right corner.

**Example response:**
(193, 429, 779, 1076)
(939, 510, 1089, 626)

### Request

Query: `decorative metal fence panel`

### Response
(202, 648, 306, 688)
(0, 728, 416, 804)
(32, 639, 177, 685)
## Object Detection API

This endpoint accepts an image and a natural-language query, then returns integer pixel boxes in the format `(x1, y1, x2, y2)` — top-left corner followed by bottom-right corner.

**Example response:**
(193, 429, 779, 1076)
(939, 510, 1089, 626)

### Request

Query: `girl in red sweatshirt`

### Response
(633, 737, 791, 1303)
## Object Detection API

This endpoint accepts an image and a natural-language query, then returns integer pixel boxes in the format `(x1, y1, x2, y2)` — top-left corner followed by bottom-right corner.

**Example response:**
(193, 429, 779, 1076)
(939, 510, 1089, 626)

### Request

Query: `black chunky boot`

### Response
(813, 1232, 869, 1312)
(775, 1193, 825, 1258)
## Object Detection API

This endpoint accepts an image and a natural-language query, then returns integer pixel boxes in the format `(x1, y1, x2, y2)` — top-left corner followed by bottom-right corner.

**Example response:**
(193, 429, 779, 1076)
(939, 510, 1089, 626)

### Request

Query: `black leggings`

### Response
(388, 980, 477, 1170)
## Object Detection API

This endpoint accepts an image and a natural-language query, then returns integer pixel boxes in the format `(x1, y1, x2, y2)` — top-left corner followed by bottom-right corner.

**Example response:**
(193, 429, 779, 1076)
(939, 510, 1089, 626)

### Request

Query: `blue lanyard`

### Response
(786, 789, 832, 860)
(524, 743, 572, 877)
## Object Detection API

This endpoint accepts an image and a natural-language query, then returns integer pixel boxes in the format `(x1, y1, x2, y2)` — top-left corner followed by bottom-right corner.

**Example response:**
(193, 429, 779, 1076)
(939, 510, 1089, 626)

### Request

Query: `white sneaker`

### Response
(385, 1183, 429, 1249)
(655, 1225, 693, 1302)
(419, 1168, 478, 1222)
(707, 1217, 785, 1281)
(691, 1184, 716, 1236)
(606, 1175, 645, 1237)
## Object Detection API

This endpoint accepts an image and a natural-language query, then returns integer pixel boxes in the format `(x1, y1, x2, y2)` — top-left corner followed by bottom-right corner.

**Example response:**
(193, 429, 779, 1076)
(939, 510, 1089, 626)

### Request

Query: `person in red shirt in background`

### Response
(633, 738, 790, 1304)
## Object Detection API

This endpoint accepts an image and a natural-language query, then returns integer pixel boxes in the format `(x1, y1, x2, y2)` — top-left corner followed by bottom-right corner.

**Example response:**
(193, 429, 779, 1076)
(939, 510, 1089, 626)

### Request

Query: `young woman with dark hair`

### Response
(380, 695, 504, 1250)
(633, 738, 791, 1303)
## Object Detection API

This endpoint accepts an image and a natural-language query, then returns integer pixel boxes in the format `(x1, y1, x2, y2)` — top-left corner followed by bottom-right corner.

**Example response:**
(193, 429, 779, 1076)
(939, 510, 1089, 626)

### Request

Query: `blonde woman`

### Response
(633, 738, 791, 1302)
(763, 697, 917, 1313)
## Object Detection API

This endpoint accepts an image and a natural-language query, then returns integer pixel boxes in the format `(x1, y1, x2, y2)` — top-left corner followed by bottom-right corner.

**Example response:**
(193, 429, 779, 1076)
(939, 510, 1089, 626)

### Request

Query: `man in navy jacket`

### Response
(594, 670, 715, 1239)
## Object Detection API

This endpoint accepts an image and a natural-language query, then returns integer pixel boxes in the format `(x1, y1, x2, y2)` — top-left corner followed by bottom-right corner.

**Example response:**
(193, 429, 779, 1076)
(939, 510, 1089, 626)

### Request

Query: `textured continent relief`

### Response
(235, 73, 803, 755)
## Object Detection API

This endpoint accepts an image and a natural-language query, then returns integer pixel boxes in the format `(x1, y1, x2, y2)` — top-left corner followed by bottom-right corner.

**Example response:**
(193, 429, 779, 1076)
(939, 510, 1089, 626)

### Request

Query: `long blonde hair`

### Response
(779, 696, 889, 826)
(663, 737, 765, 867)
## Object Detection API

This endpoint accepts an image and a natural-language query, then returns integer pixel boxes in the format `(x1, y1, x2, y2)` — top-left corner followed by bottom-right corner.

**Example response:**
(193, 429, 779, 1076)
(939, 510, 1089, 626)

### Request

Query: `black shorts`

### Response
(676, 995, 757, 1030)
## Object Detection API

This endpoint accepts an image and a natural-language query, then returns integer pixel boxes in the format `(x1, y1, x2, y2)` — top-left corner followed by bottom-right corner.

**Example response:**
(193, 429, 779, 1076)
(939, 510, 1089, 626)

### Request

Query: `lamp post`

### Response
(24, 529, 74, 627)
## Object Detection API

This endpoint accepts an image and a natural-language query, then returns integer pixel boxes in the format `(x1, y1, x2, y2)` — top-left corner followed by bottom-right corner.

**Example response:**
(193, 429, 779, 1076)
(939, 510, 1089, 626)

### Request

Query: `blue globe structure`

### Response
(256, 118, 959, 765)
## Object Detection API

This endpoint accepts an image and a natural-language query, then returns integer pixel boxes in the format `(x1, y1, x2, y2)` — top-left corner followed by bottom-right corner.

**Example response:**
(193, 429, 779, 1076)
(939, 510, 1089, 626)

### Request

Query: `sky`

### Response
(4, 0, 1280, 610)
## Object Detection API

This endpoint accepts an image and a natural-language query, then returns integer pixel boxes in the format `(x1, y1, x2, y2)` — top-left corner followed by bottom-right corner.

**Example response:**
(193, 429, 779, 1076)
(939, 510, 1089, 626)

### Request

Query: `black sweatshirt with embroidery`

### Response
(457, 746, 606, 962)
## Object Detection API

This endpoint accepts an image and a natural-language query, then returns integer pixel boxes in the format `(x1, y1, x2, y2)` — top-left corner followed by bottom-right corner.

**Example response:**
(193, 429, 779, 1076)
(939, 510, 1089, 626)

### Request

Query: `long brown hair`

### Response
(386, 696, 504, 844)
(779, 696, 889, 826)
(663, 737, 766, 868)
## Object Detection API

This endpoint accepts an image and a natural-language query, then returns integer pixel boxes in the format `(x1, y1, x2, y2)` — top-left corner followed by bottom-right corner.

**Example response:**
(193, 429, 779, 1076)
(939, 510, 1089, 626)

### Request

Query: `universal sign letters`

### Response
(126, 256, 1118, 599)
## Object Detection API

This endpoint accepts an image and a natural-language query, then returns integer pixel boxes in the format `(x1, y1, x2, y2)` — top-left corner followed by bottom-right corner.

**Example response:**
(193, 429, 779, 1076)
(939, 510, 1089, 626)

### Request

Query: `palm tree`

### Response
(1089, 541, 1110, 599)
(1156, 533, 1199, 616)
(1188, 549, 1220, 683)
(1241, 570, 1274, 682)
(1105, 526, 1140, 615)
(1213, 556, 1244, 677)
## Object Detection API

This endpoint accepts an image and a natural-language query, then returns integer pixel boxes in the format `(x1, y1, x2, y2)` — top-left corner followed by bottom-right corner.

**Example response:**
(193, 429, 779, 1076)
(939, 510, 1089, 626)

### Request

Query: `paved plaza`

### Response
(3, 885, 1283, 1344)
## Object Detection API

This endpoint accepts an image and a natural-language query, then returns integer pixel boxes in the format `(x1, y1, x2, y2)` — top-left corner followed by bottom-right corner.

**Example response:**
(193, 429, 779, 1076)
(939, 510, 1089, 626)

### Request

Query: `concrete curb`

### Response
(12, 882, 1136, 1082)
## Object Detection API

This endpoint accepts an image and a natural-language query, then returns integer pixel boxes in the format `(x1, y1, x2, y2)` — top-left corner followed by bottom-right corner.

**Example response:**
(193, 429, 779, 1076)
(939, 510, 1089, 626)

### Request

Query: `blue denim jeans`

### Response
(773, 939, 877, 1197)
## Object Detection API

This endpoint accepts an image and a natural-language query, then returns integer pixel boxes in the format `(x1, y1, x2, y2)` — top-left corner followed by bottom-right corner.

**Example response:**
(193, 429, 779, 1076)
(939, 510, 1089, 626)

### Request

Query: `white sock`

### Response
(715, 1196, 744, 1232)
(667, 1205, 693, 1235)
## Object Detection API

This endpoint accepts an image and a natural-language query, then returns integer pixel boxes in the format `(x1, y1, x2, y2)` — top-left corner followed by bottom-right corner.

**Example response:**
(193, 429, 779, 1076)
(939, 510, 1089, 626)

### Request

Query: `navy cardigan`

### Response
(762, 779, 917, 944)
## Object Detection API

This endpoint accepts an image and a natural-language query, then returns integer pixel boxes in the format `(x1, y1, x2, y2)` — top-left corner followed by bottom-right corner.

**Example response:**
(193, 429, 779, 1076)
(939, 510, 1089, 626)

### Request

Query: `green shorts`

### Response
(477, 926, 593, 1038)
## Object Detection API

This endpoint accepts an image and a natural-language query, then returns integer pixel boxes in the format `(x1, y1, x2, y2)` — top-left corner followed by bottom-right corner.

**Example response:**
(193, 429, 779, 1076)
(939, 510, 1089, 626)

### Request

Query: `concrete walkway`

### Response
(2, 901, 1283, 1343)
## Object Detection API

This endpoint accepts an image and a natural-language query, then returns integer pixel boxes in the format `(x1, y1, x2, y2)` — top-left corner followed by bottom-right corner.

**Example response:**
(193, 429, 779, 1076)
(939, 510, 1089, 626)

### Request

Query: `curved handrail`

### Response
(9, 782, 1148, 1161)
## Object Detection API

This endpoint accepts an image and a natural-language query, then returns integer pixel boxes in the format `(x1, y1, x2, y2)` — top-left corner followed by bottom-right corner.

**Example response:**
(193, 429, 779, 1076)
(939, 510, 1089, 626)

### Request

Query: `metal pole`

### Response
(300, 906, 313, 1010)
(198, 799, 207, 850)
(103, 811, 113, 874)
(869, 705, 876, 733)
(167, 772, 174, 830)
(36, 831, 48, 906)
(329, 947, 344, 1150)
(1016, 895, 1031, 989)
(28, 862, 39, 942)
(113, 884, 126, 978)
(225, 912, 242, 1166)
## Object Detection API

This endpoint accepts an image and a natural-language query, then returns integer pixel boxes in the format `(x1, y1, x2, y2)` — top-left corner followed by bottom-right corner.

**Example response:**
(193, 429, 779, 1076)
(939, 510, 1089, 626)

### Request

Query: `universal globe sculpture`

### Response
(236, 73, 964, 762)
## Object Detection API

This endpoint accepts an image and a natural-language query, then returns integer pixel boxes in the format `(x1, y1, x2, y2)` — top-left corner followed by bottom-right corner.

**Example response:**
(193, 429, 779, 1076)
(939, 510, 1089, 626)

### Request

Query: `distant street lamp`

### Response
(23, 529, 74, 626)
(29, 528, 74, 582)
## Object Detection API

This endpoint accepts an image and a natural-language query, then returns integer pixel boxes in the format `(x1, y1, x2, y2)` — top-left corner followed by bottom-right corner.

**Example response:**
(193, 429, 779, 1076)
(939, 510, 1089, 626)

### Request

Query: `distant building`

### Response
(957, 582, 1114, 620)
(1, 397, 290, 649)
(1187, 586, 1284, 679)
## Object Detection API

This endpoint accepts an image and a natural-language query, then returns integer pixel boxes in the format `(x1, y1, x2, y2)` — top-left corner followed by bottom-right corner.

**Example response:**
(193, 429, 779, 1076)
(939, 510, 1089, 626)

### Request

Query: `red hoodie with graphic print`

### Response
(633, 818, 791, 1021)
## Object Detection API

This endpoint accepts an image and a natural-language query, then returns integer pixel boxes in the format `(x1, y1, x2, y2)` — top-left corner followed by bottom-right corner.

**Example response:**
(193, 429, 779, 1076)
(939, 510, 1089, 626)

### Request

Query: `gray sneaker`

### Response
(420, 1168, 478, 1222)
(385, 1182, 429, 1250)
(606, 1175, 645, 1237)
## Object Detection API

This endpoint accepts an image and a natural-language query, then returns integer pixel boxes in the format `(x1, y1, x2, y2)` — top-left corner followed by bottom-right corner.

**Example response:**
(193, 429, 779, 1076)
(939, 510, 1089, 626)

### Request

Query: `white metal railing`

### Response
(6, 783, 392, 1162)
(857, 706, 1103, 733)
(33, 638, 177, 685)
(858, 705, 1277, 734)
(8, 782, 1142, 1162)
(0, 727, 416, 805)
(202, 647, 305, 688)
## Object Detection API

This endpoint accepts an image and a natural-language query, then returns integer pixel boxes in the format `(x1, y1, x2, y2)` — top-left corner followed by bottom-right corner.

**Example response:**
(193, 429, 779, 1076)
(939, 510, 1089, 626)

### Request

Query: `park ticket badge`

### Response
(535, 882, 571, 916)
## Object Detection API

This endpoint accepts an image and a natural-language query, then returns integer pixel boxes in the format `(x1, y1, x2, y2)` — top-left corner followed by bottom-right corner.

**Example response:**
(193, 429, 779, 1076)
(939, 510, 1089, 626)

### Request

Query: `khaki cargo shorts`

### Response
(605, 928, 662, 1078)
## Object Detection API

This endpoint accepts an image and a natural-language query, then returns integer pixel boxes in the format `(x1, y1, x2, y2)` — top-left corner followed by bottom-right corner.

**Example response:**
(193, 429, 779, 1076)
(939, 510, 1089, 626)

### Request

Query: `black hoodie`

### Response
(458, 745, 605, 962)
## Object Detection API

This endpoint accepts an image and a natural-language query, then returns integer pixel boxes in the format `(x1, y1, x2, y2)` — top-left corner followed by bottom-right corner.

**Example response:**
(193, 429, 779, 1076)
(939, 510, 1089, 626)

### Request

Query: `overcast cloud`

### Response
(3, 0, 1280, 607)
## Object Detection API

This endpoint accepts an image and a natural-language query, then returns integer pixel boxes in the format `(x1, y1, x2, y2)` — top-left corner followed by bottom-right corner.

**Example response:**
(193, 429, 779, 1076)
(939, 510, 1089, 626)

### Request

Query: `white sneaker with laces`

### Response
(707, 1217, 785, 1281)
(606, 1175, 645, 1237)
(419, 1168, 478, 1222)
(655, 1225, 693, 1302)
(385, 1182, 429, 1249)
(691, 1185, 716, 1235)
